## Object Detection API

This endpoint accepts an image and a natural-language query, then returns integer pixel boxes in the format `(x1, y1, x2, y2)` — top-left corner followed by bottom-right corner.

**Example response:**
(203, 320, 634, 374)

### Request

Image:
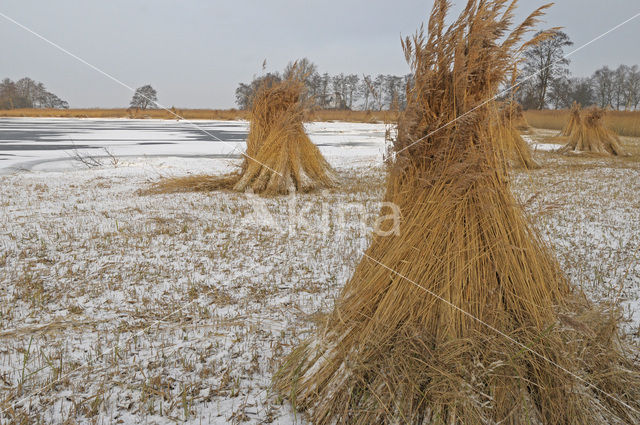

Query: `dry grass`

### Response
(0, 162, 388, 424)
(0, 108, 396, 123)
(526, 108, 640, 137)
(559, 107, 628, 156)
(273, 1, 640, 424)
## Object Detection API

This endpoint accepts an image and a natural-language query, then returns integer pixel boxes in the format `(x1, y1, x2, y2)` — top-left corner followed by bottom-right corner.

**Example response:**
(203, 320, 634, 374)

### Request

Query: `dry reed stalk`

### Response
(559, 107, 627, 156)
(496, 102, 539, 168)
(149, 76, 335, 195)
(559, 101, 582, 137)
(273, 1, 640, 424)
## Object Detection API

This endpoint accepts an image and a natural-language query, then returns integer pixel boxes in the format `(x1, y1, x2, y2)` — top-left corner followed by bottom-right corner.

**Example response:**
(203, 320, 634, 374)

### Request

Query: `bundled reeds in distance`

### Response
(151, 75, 335, 195)
(273, 1, 640, 424)
(559, 101, 582, 137)
(233, 76, 335, 194)
(559, 107, 627, 155)
(496, 101, 539, 168)
(526, 108, 640, 137)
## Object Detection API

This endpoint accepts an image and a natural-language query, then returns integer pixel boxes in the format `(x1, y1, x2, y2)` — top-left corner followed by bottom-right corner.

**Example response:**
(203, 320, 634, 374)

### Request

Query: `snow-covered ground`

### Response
(1, 120, 639, 424)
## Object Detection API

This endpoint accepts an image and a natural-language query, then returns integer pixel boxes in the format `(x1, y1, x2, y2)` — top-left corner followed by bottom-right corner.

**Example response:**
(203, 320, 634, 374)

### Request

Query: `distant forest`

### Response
(236, 33, 640, 112)
(235, 58, 412, 112)
(0, 77, 69, 110)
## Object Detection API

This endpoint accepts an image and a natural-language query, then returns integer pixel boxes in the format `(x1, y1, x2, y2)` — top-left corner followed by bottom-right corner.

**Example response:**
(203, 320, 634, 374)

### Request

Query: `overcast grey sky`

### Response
(1, 1, 639, 108)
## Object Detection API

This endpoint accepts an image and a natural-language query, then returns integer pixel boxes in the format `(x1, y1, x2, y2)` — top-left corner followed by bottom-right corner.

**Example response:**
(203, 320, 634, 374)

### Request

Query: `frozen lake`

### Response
(0, 118, 387, 174)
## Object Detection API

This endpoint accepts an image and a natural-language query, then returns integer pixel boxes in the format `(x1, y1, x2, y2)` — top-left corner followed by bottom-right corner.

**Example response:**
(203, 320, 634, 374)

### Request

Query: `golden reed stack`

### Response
(559, 107, 628, 155)
(232, 75, 335, 194)
(150, 75, 335, 195)
(496, 101, 539, 168)
(273, 1, 640, 424)
(559, 101, 582, 137)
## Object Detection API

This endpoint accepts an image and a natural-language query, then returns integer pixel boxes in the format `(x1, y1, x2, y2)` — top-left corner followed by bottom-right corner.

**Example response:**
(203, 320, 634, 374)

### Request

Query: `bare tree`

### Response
(344, 75, 360, 109)
(317, 73, 331, 108)
(625, 65, 640, 110)
(284, 58, 317, 83)
(234, 72, 281, 110)
(0, 77, 68, 109)
(548, 77, 571, 109)
(371, 75, 386, 111)
(592, 66, 614, 108)
(568, 77, 595, 107)
(359, 75, 374, 110)
(612, 65, 629, 110)
(331, 74, 347, 109)
(521, 31, 573, 109)
(130, 85, 158, 110)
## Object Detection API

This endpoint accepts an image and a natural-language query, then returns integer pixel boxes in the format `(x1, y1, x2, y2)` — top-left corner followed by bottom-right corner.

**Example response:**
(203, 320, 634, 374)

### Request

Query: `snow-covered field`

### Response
(1, 120, 639, 424)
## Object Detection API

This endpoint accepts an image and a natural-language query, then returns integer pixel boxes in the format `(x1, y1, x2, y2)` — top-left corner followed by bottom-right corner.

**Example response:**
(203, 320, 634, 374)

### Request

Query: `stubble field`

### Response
(1, 124, 639, 424)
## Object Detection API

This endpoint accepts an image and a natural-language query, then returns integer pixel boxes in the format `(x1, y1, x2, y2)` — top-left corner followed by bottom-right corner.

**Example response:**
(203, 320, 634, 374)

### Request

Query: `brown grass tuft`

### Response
(147, 174, 240, 194)
(559, 107, 628, 156)
(273, 1, 640, 424)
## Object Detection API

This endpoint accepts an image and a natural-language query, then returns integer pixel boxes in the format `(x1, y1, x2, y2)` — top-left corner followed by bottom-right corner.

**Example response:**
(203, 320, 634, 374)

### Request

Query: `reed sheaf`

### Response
(273, 1, 640, 424)
(559, 101, 582, 137)
(152, 75, 335, 195)
(496, 101, 539, 168)
(559, 106, 628, 155)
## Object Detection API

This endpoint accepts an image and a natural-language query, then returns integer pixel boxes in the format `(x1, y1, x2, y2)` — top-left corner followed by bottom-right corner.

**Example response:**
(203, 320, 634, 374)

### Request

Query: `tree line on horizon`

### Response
(236, 32, 640, 112)
(0, 77, 69, 110)
(514, 31, 640, 111)
(235, 58, 413, 112)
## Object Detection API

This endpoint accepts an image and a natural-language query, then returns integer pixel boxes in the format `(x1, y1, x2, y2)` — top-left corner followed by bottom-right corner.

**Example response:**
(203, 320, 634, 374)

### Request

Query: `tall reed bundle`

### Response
(559, 107, 627, 155)
(559, 101, 582, 137)
(150, 75, 335, 195)
(273, 1, 640, 424)
(496, 101, 539, 168)
(510, 101, 530, 131)
(233, 76, 335, 194)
